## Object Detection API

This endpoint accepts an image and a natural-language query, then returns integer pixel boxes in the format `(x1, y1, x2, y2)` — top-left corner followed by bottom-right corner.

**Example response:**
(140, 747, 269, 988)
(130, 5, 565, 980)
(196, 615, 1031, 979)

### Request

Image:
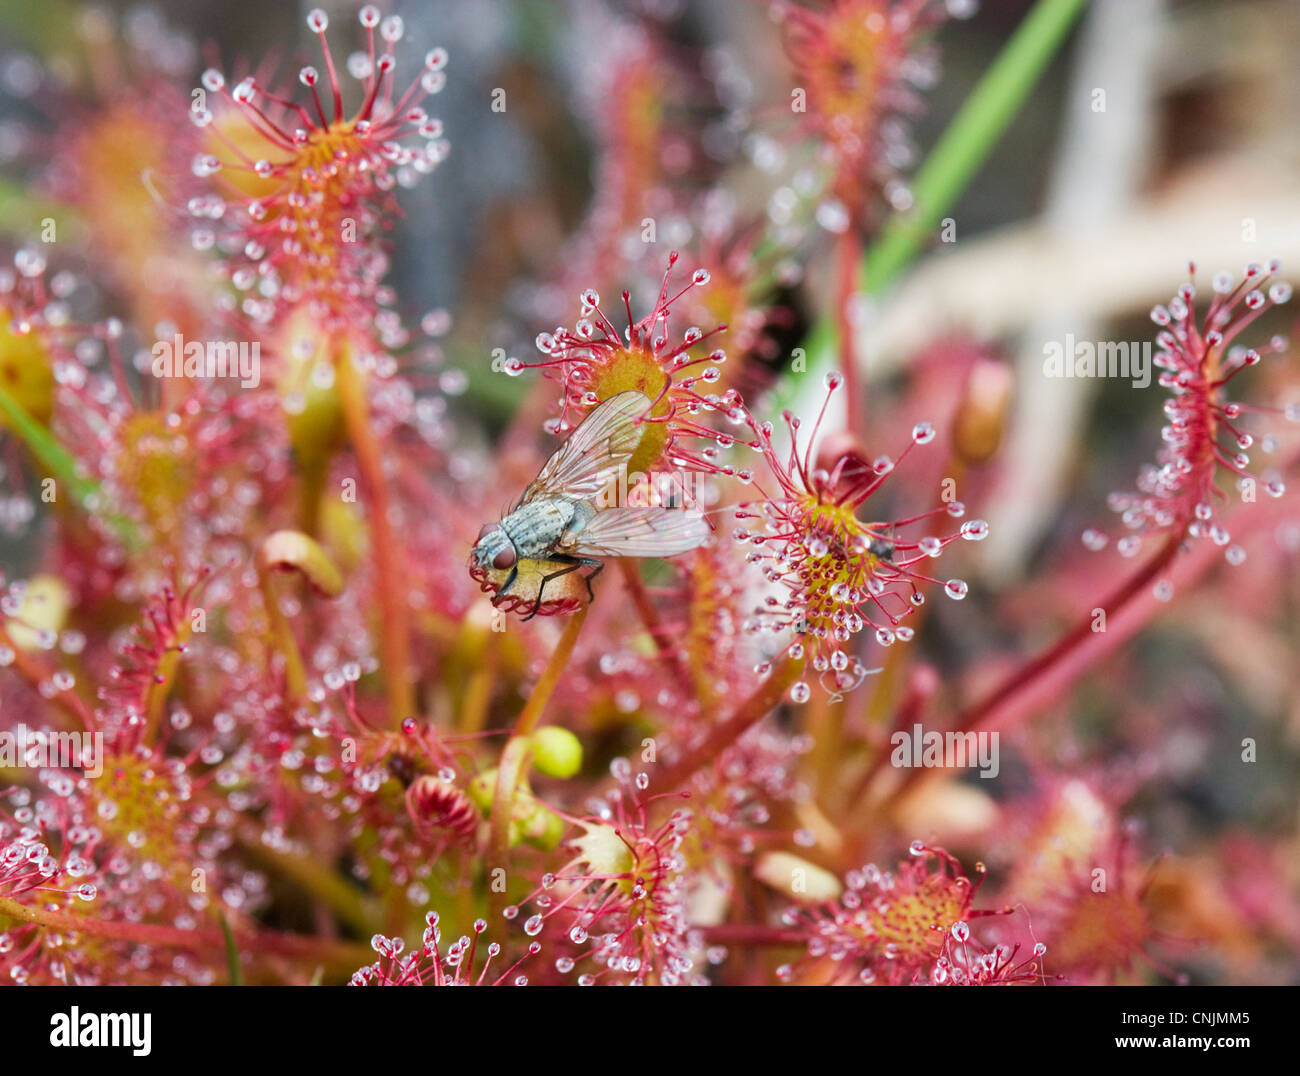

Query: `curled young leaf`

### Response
(258, 530, 345, 597)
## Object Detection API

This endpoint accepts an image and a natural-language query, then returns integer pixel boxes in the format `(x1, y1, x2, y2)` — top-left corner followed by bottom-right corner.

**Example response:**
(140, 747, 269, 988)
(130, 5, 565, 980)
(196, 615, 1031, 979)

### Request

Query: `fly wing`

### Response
(520, 391, 652, 503)
(569, 507, 710, 558)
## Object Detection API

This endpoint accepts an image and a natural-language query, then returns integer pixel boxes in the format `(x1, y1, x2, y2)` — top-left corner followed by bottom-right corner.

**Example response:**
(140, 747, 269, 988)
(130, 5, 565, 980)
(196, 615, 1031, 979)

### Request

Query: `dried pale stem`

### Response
(336, 349, 414, 724)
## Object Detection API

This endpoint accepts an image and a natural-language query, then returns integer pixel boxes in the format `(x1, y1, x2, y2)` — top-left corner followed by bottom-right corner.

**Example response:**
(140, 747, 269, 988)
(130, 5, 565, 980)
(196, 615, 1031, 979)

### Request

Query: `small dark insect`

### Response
(867, 536, 895, 562)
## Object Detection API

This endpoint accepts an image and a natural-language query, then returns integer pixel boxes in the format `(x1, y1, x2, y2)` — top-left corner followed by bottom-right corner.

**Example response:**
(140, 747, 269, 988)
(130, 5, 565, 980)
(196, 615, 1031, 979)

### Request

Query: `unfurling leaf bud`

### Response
(259, 530, 345, 597)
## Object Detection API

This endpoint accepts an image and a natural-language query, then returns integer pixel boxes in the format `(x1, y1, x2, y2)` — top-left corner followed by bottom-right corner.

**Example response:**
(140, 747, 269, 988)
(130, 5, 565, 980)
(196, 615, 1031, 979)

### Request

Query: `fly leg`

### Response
(523, 558, 582, 622)
(524, 555, 603, 621)
(581, 558, 604, 603)
(493, 563, 519, 604)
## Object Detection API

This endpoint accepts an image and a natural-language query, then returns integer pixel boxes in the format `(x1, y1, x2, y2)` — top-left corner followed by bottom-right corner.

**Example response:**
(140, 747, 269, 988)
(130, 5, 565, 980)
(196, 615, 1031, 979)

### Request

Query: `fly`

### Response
(867, 536, 895, 562)
(471, 391, 710, 620)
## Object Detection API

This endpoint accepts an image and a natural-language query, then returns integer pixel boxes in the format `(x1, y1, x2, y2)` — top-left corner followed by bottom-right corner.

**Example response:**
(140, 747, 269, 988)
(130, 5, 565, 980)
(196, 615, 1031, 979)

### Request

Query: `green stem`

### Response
(257, 572, 309, 701)
(486, 606, 588, 922)
(864, 0, 1088, 290)
(218, 910, 244, 986)
(790, 0, 1089, 391)
(0, 383, 135, 545)
(485, 735, 533, 925)
(510, 605, 589, 740)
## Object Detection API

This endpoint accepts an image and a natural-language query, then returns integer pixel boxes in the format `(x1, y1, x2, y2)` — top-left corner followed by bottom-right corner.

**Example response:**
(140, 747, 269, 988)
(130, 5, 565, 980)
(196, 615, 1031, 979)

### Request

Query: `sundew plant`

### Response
(0, 0, 1298, 989)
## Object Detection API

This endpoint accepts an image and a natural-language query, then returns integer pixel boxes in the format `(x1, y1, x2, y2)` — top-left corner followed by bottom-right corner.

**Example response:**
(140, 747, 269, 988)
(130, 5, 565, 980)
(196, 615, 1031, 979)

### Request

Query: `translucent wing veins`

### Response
(521, 391, 652, 504)
(568, 506, 710, 558)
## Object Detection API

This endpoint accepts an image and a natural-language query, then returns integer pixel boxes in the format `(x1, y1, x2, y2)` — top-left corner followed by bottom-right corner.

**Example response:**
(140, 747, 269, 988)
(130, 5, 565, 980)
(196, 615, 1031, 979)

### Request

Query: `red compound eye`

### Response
(492, 547, 516, 570)
(476, 524, 496, 542)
